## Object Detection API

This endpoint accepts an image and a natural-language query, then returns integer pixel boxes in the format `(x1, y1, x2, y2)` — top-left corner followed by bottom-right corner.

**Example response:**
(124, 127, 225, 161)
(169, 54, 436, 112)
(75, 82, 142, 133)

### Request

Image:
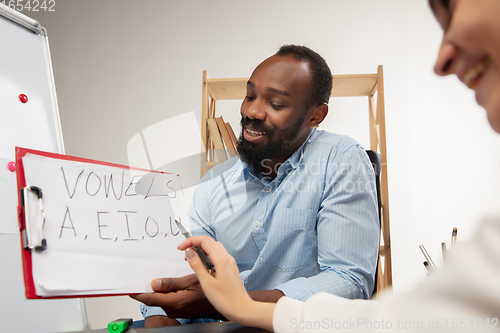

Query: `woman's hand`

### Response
(178, 236, 275, 331)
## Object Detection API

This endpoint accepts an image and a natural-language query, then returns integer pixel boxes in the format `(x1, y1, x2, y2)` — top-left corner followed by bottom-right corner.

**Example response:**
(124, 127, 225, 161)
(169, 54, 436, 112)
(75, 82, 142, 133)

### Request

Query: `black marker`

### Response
(175, 219, 215, 273)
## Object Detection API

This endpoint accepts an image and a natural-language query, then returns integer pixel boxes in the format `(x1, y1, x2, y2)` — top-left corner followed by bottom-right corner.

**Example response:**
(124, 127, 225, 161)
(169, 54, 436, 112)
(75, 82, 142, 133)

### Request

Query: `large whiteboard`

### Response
(0, 5, 88, 332)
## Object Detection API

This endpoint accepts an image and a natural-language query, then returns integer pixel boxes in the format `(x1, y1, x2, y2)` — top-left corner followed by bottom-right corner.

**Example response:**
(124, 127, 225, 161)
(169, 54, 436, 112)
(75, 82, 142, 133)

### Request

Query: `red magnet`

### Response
(7, 161, 16, 172)
(19, 94, 28, 103)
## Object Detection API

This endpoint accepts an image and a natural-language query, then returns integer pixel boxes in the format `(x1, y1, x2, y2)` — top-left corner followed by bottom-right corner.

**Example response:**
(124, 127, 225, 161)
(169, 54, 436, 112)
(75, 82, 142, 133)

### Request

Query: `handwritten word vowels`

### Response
(60, 167, 178, 200)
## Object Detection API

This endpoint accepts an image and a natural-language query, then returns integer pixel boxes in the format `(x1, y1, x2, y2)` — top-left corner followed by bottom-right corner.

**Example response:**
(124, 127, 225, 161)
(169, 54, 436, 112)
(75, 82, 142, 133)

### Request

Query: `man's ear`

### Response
(309, 103, 329, 127)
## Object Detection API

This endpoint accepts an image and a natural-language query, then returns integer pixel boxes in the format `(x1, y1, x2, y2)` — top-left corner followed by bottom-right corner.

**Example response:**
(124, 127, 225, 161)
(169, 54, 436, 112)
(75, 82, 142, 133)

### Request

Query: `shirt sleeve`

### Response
(189, 176, 216, 238)
(276, 145, 380, 300)
(140, 303, 167, 318)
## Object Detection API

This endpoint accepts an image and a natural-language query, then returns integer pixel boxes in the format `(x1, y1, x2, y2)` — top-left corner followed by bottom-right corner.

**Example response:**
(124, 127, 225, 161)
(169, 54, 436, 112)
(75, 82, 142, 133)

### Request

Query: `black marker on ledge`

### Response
(175, 219, 215, 274)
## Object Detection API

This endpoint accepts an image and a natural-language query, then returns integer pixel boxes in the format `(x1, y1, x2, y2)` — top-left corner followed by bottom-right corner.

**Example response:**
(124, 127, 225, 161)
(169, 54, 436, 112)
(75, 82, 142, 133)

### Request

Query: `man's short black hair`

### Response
(275, 45, 332, 107)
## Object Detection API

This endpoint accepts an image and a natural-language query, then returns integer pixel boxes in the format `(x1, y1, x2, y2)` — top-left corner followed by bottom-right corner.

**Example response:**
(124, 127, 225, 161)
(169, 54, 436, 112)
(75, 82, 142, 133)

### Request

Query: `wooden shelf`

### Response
(331, 74, 379, 97)
(206, 73, 379, 100)
(207, 78, 247, 100)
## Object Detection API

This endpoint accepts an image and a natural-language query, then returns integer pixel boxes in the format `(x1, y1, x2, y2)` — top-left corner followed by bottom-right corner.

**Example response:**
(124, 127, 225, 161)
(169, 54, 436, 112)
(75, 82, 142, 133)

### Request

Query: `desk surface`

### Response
(67, 322, 267, 333)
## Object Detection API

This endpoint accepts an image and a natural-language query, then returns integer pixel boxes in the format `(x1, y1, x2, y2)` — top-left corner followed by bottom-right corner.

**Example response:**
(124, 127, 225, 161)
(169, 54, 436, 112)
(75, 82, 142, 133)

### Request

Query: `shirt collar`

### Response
(287, 127, 317, 170)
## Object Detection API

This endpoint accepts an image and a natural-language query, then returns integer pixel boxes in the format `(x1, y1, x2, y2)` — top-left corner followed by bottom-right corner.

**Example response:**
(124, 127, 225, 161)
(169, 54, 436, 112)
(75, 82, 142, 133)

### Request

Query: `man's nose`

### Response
(245, 101, 266, 120)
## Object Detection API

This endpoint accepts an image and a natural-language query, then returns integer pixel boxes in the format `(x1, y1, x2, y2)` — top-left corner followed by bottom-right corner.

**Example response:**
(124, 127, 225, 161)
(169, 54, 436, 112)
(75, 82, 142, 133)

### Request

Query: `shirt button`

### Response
(255, 221, 260, 227)
(265, 187, 271, 193)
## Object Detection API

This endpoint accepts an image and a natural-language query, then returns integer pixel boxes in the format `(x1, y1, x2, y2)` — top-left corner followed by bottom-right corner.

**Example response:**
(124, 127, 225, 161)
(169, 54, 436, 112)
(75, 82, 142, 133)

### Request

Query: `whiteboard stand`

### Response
(0, 4, 89, 331)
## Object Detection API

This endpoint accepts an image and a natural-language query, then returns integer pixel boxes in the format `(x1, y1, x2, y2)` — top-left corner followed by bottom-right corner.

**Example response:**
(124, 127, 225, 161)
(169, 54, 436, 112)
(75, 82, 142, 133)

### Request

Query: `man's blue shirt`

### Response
(141, 129, 379, 320)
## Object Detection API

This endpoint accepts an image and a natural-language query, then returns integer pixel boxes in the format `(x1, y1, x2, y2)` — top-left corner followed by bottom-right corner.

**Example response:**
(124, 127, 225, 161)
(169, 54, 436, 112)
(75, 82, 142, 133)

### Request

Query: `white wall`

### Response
(23, 0, 500, 329)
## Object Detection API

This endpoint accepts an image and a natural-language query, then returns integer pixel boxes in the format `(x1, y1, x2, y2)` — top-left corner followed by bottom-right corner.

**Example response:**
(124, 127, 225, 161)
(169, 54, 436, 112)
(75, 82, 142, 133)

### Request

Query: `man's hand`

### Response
(131, 274, 224, 320)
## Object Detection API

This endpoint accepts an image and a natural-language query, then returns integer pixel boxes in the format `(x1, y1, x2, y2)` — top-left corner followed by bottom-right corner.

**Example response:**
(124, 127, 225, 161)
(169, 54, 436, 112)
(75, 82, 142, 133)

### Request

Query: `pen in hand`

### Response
(175, 219, 216, 274)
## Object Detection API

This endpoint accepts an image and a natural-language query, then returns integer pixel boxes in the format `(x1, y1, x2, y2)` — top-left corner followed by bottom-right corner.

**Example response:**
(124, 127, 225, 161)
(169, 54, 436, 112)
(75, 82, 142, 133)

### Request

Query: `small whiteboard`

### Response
(0, 5, 85, 332)
(17, 148, 192, 298)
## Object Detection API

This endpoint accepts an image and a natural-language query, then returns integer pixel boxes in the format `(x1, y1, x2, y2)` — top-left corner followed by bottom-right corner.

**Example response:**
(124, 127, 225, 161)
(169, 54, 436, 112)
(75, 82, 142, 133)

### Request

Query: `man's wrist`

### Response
(144, 315, 180, 327)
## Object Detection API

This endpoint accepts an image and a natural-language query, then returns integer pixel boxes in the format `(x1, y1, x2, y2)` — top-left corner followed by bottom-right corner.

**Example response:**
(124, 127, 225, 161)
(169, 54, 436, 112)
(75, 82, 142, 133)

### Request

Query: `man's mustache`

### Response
(240, 117, 271, 133)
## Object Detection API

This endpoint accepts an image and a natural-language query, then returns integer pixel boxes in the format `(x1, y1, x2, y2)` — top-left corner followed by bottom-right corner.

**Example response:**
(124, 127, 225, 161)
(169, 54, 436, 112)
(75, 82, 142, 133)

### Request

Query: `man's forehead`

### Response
(249, 55, 311, 87)
(256, 55, 308, 70)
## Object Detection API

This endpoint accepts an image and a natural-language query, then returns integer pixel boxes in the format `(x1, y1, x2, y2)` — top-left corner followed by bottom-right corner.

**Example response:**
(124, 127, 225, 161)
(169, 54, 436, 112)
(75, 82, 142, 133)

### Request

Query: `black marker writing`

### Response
(61, 167, 84, 199)
(144, 177, 156, 199)
(144, 217, 159, 237)
(86, 172, 102, 196)
(104, 171, 124, 200)
(144, 178, 178, 199)
(118, 210, 138, 240)
(59, 206, 77, 238)
(125, 176, 141, 197)
(169, 217, 180, 236)
(57, 209, 179, 242)
(166, 180, 177, 199)
(96, 211, 112, 240)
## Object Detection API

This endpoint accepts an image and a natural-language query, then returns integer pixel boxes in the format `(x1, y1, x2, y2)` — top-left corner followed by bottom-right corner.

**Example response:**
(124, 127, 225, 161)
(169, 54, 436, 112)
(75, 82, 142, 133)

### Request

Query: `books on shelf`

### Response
(207, 116, 238, 162)
(215, 117, 237, 158)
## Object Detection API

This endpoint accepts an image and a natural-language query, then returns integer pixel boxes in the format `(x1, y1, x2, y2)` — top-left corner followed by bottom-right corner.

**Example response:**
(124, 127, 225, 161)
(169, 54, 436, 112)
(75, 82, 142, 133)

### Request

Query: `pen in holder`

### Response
(419, 244, 437, 272)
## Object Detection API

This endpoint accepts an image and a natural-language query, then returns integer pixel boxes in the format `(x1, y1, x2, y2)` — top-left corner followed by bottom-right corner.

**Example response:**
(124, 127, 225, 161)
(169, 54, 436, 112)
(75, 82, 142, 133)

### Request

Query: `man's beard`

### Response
(237, 112, 306, 170)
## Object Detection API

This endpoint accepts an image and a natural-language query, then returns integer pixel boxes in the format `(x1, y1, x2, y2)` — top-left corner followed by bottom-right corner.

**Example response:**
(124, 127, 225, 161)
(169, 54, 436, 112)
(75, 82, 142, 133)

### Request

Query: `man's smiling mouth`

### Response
(246, 128, 266, 136)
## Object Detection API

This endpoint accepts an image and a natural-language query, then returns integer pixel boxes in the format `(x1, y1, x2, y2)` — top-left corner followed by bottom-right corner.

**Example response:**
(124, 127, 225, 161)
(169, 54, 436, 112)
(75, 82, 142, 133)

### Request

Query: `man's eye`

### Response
(270, 102, 284, 110)
(245, 96, 255, 101)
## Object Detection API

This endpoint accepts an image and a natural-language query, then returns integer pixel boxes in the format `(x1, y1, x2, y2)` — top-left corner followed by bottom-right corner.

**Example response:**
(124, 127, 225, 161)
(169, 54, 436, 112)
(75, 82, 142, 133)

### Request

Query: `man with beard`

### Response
(133, 45, 379, 327)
